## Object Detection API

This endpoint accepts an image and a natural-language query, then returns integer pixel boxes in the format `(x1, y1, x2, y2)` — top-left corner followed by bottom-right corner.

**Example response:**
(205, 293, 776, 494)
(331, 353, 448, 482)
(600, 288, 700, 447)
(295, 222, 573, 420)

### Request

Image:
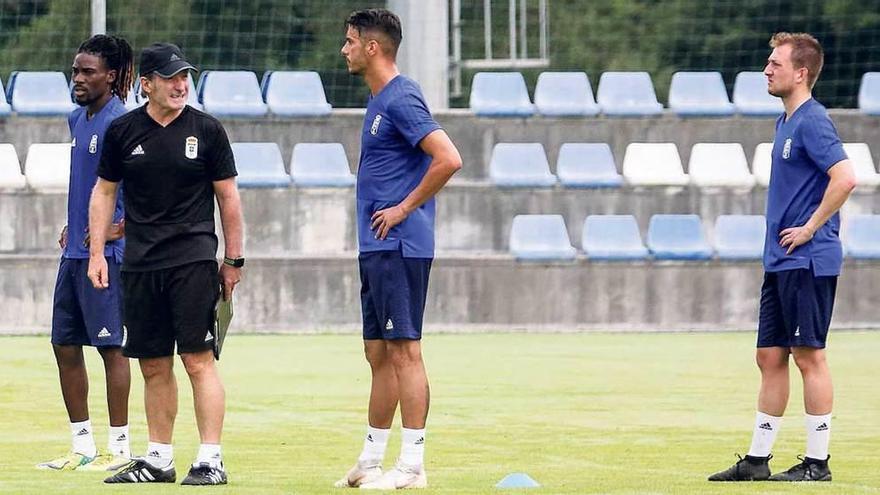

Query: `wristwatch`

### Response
(223, 256, 245, 268)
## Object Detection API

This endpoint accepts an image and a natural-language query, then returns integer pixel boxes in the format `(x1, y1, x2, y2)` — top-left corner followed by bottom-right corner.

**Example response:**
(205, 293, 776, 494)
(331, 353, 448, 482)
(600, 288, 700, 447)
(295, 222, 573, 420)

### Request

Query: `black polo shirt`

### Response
(97, 105, 237, 272)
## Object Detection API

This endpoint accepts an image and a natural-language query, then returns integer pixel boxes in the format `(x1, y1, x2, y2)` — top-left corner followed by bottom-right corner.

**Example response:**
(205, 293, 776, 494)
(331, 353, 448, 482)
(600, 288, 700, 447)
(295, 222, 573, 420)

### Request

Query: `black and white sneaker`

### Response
(769, 455, 831, 481)
(708, 454, 771, 481)
(181, 462, 228, 485)
(104, 458, 176, 483)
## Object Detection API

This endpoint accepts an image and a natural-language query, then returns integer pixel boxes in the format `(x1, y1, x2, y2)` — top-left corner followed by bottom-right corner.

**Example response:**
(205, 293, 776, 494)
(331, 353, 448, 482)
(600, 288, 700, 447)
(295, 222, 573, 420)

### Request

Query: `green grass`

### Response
(1, 332, 879, 494)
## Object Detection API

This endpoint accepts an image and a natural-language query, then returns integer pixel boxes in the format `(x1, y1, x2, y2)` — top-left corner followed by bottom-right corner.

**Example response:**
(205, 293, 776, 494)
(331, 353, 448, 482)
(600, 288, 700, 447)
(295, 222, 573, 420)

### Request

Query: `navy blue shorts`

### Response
(757, 268, 837, 349)
(52, 257, 124, 347)
(359, 250, 432, 341)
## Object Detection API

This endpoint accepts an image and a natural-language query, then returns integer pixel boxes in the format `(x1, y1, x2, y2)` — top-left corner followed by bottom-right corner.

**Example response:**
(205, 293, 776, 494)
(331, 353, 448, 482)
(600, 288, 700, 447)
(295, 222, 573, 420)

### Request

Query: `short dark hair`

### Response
(77, 34, 134, 101)
(345, 8, 402, 56)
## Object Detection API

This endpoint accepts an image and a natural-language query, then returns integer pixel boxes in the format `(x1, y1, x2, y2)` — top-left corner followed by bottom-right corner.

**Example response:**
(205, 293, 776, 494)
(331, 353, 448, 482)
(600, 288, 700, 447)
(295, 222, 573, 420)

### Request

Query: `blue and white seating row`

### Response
(5, 72, 76, 116)
(752, 142, 880, 188)
(196, 70, 331, 118)
(232, 142, 355, 187)
(489, 142, 622, 187)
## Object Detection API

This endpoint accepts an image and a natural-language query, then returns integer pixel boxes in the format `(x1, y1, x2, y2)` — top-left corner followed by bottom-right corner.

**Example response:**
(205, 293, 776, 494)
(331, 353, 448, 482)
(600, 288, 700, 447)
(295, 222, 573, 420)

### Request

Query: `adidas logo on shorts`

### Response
(204, 332, 214, 342)
(385, 319, 394, 330)
(97, 327, 111, 338)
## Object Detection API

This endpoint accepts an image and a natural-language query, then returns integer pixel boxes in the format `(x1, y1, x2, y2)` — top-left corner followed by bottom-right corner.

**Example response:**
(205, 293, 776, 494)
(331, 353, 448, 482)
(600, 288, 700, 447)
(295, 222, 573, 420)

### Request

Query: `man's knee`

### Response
(180, 350, 216, 378)
(140, 356, 173, 381)
(53, 344, 84, 369)
(792, 348, 827, 373)
(386, 340, 423, 369)
(364, 341, 389, 368)
(756, 347, 788, 373)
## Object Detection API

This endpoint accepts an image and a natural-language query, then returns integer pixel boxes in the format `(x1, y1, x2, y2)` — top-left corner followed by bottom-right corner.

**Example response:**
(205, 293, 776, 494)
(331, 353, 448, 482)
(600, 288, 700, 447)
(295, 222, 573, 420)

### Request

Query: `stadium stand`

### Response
(845, 214, 880, 259)
(231, 142, 290, 188)
(714, 214, 766, 260)
(509, 214, 577, 261)
(581, 214, 649, 260)
(646, 214, 713, 260)
(688, 143, 756, 187)
(122, 86, 140, 111)
(24, 143, 70, 192)
(556, 143, 622, 188)
(842, 143, 880, 188)
(0, 78, 10, 117)
(7, 71, 76, 116)
(261, 70, 332, 117)
(533, 72, 600, 117)
(489, 143, 556, 187)
(290, 142, 356, 187)
(0, 144, 25, 190)
(469, 72, 535, 117)
(733, 71, 784, 116)
(858, 72, 880, 115)
(197, 70, 267, 117)
(622, 143, 689, 186)
(596, 71, 663, 116)
(668, 71, 735, 117)
(752, 142, 773, 187)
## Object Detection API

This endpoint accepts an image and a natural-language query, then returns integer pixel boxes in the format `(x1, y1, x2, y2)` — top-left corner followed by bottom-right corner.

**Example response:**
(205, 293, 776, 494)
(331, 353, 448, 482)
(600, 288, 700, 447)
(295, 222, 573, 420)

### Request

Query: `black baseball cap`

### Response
(139, 42, 196, 77)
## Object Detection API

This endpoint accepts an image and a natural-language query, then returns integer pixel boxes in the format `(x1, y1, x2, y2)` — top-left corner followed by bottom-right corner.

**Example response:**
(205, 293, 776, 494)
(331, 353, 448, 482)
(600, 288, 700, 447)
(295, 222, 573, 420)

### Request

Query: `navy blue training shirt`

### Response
(356, 75, 442, 258)
(764, 98, 848, 276)
(65, 96, 126, 261)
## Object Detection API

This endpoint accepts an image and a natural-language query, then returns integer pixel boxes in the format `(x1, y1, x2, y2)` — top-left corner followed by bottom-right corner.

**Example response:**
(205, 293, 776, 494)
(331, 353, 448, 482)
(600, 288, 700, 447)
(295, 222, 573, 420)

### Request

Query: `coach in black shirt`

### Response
(88, 43, 243, 486)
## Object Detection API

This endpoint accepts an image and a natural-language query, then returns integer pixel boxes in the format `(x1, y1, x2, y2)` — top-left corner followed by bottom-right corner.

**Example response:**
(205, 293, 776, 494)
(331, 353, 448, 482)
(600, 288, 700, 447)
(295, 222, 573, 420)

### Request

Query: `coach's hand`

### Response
(59, 225, 68, 249)
(371, 205, 409, 240)
(87, 255, 110, 290)
(219, 264, 241, 301)
(779, 225, 815, 255)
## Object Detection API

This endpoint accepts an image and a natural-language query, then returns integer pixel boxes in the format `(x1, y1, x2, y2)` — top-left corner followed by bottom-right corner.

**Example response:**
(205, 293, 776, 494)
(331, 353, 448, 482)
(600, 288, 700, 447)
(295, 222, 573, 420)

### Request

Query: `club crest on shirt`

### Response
(185, 136, 198, 159)
(782, 137, 792, 160)
(89, 134, 98, 154)
(370, 114, 382, 136)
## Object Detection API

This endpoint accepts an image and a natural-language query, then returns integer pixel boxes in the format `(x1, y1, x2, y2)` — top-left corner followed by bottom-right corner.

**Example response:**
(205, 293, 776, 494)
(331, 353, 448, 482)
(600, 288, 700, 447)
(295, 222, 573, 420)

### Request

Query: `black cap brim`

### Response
(151, 60, 197, 78)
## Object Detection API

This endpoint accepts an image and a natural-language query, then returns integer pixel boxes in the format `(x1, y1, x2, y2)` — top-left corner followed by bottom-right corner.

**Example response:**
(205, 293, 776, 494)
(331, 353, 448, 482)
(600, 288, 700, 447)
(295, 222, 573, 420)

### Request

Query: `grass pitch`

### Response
(1, 332, 878, 494)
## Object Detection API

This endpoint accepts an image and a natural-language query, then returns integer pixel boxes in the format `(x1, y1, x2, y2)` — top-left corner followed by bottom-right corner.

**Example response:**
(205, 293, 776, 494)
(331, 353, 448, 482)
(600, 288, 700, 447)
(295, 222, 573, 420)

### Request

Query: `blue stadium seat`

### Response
(859, 72, 880, 115)
(556, 143, 622, 188)
(596, 71, 663, 116)
(714, 215, 765, 260)
(489, 143, 556, 187)
(7, 71, 76, 116)
(582, 215, 649, 260)
(469, 72, 534, 117)
(198, 71, 267, 117)
(135, 73, 201, 111)
(533, 72, 599, 117)
(509, 214, 577, 261)
(290, 143, 355, 187)
(0, 78, 11, 117)
(230, 142, 290, 188)
(733, 71, 783, 116)
(668, 72, 734, 116)
(261, 71, 332, 117)
(647, 214, 713, 260)
(845, 215, 880, 259)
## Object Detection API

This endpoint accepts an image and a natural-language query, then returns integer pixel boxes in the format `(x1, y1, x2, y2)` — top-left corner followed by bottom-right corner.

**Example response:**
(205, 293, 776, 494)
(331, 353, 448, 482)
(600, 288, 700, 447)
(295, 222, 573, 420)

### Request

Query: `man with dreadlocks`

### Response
(37, 34, 135, 472)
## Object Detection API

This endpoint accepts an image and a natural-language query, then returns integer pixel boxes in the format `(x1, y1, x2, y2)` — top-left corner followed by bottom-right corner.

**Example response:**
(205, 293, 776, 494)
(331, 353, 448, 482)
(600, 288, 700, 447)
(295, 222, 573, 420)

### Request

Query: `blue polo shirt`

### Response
(65, 97, 126, 260)
(764, 98, 848, 276)
(356, 75, 442, 258)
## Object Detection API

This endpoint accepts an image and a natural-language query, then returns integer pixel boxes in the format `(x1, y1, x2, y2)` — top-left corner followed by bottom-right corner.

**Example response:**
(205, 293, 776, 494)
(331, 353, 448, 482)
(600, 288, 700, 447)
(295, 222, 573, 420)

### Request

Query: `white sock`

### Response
(747, 411, 781, 458)
(399, 427, 425, 467)
(70, 420, 97, 457)
(195, 443, 222, 468)
(144, 441, 173, 468)
(108, 425, 130, 458)
(358, 426, 390, 465)
(805, 413, 831, 460)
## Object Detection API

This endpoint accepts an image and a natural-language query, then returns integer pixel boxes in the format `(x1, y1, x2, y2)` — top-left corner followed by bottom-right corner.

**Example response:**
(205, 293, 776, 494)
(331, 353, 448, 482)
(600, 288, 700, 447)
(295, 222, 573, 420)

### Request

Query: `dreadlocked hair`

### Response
(77, 34, 134, 102)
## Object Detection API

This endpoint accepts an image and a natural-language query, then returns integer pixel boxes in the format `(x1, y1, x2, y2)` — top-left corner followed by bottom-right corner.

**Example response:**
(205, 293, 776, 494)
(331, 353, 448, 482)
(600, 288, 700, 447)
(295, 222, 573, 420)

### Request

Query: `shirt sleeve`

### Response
(801, 113, 848, 173)
(206, 119, 237, 181)
(96, 123, 123, 182)
(386, 87, 442, 148)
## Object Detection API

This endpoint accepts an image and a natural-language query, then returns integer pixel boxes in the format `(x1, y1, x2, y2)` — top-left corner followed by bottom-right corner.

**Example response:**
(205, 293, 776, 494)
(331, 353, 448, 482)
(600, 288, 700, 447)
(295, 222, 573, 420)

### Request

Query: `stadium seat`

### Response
(533, 72, 599, 116)
(714, 215, 766, 260)
(752, 142, 773, 186)
(622, 143, 689, 186)
(858, 72, 880, 115)
(845, 214, 880, 259)
(842, 143, 880, 188)
(123, 86, 140, 111)
(509, 214, 577, 261)
(668, 71, 735, 116)
(556, 143, 622, 188)
(646, 214, 713, 260)
(469, 72, 535, 117)
(489, 143, 556, 187)
(581, 215, 649, 260)
(135, 73, 201, 110)
(261, 70, 332, 117)
(688, 143, 756, 187)
(596, 71, 663, 116)
(198, 70, 267, 117)
(0, 144, 25, 190)
(24, 143, 70, 192)
(290, 143, 355, 187)
(230, 142, 290, 188)
(733, 71, 783, 116)
(0, 78, 10, 117)
(7, 71, 76, 116)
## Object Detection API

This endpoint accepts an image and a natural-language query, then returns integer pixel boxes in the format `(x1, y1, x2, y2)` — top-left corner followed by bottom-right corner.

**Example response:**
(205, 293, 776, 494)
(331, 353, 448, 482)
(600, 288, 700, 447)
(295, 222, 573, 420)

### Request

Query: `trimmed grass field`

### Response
(1, 332, 878, 494)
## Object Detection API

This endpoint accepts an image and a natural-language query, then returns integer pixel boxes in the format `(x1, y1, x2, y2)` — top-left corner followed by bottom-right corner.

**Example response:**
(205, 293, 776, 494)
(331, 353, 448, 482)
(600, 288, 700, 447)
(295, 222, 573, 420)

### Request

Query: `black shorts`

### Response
(359, 249, 432, 341)
(757, 268, 837, 349)
(121, 260, 219, 358)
